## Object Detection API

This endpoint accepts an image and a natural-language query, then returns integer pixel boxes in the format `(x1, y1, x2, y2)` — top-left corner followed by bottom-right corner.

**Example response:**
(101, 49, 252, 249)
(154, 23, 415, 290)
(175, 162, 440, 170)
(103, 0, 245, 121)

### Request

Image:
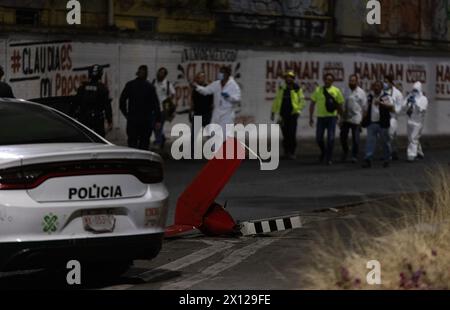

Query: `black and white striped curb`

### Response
(240, 215, 302, 236)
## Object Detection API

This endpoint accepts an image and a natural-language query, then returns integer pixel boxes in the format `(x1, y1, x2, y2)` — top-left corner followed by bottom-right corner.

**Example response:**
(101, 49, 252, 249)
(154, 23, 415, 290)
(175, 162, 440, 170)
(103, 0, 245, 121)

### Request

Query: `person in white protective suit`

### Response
(194, 66, 242, 139)
(405, 81, 428, 162)
(384, 75, 404, 160)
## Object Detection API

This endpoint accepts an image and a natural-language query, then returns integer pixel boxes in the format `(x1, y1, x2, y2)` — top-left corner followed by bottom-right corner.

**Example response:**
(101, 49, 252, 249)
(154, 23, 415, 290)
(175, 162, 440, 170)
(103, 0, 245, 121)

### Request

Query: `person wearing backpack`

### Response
(271, 71, 306, 160)
(309, 73, 345, 165)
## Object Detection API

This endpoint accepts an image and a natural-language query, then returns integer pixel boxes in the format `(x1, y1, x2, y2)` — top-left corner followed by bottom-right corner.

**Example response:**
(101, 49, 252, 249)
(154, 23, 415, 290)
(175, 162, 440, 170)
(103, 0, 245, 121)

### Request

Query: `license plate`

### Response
(82, 211, 116, 233)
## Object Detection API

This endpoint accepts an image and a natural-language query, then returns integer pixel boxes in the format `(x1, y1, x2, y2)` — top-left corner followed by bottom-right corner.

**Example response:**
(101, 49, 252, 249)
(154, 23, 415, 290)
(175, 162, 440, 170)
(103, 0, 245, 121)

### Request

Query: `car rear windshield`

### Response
(0, 102, 105, 146)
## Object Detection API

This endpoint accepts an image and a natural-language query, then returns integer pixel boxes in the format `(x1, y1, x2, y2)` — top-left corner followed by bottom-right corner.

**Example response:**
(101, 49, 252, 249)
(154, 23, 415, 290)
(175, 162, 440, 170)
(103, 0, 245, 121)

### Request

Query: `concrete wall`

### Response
(335, 0, 449, 42)
(1, 36, 450, 143)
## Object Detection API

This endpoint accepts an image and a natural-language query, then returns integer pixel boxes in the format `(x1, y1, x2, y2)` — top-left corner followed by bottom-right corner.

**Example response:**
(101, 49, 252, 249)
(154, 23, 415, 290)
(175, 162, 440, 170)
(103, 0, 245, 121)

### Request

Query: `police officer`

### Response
(72, 65, 112, 137)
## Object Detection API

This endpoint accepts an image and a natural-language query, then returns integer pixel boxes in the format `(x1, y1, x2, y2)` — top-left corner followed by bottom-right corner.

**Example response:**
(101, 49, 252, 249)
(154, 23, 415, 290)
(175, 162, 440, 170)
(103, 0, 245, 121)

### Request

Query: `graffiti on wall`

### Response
(0, 0, 46, 8)
(264, 56, 429, 107)
(362, 0, 448, 41)
(5, 38, 450, 135)
(223, 0, 330, 39)
(353, 61, 427, 93)
(228, 0, 328, 16)
(115, 0, 154, 13)
(436, 63, 450, 100)
(174, 47, 241, 108)
(171, 47, 255, 124)
(265, 59, 321, 101)
(7, 40, 111, 100)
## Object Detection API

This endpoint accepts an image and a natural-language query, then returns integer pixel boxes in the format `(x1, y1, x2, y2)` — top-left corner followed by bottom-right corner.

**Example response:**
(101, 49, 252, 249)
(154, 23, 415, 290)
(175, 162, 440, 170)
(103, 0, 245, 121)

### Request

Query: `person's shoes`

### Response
(417, 154, 425, 160)
(340, 154, 348, 163)
(407, 157, 416, 163)
(351, 157, 358, 164)
(383, 161, 390, 168)
(327, 161, 333, 166)
(362, 159, 372, 168)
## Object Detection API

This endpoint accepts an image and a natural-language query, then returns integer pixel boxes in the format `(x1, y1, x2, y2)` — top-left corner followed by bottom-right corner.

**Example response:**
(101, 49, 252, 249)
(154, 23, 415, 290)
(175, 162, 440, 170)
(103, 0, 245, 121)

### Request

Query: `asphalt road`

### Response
(1, 148, 449, 290)
(164, 147, 449, 223)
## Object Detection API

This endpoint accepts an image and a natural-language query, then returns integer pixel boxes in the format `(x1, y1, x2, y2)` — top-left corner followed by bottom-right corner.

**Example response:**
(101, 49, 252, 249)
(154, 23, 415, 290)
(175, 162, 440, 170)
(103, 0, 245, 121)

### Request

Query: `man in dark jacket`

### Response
(191, 72, 213, 126)
(190, 72, 213, 158)
(120, 65, 161, 150)
(72, 65, 112, 137)
(362, 80, 395, 168)
(0, 66, 14, 98)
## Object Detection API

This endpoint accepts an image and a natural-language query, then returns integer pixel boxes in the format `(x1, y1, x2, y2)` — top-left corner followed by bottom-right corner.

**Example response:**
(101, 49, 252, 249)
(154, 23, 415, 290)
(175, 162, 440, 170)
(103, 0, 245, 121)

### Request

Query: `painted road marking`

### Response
(160, 235, 284, 290)
(275, 219, 285, 231)
(103, 240, 234, 290)
(138, 240, 234, 282)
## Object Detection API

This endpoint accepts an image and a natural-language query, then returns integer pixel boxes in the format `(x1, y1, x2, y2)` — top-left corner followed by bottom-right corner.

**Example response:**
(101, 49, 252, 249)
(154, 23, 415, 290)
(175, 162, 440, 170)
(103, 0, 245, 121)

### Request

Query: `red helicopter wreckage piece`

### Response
(165, 138, 247, 238)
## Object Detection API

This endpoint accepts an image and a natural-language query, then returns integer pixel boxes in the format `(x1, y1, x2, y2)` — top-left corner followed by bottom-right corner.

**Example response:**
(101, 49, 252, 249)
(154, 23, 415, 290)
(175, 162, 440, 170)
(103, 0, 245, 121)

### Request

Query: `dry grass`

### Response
(304, 168, 450, 290)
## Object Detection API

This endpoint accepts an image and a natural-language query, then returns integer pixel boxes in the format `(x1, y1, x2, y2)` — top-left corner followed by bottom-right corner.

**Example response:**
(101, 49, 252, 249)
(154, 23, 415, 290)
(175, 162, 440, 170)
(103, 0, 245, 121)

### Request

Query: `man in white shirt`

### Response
(152, 67, 176, 149)
(384, 75, 404, 160)
(404, 81, 428, 162)
(340, 74, 367, 163)
(194, 66, 241, 140)
(362, 80, 394, 168)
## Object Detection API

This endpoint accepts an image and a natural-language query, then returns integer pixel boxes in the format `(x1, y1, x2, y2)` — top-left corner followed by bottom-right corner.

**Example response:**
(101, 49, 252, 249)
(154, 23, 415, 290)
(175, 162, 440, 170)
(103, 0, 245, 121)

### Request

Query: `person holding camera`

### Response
(405, 81, 428, 162)
(361, 80, 394, 168)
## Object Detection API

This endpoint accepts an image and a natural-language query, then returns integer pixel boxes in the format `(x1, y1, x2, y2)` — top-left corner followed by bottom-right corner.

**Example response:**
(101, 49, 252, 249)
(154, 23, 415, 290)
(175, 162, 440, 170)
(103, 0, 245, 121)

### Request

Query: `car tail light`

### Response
(0, 160, 163, 190)
(134, 163, 164, 184)
(0, 168, 42, 190)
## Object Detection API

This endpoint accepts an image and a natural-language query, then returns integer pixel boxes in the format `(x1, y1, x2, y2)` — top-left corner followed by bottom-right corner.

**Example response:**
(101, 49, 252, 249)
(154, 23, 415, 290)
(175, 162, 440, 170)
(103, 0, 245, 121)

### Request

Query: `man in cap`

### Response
(271, 70, 306, 159)
(72, 64, 113, 137)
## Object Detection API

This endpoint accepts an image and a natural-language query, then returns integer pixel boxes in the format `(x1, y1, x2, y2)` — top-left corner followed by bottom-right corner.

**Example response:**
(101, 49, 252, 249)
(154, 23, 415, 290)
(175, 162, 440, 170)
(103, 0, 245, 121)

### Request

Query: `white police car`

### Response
(0, 98, 168, 276)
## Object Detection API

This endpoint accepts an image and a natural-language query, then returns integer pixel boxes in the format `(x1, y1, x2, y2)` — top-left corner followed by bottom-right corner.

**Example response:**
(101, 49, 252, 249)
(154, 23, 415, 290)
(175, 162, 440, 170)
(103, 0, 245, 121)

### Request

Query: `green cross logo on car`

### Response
(42, 213, 59, 234)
